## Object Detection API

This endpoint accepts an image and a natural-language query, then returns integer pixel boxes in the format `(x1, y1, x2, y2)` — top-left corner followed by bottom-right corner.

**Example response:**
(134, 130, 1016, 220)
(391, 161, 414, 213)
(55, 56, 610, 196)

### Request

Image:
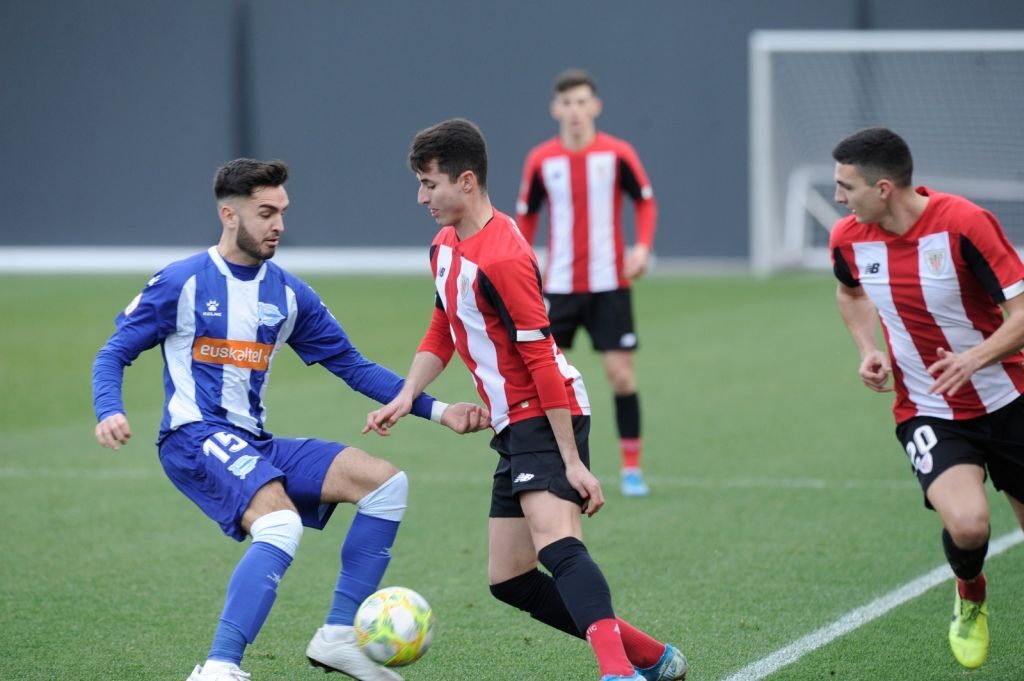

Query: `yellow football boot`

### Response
(948, 587, 989, 669)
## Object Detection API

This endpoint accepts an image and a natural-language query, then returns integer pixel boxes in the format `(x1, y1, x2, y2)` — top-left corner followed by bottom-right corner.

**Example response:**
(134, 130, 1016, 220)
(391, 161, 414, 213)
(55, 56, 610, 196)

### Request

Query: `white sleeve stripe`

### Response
(1003, 280, 1024, 301)
(516, 329, 546, 342)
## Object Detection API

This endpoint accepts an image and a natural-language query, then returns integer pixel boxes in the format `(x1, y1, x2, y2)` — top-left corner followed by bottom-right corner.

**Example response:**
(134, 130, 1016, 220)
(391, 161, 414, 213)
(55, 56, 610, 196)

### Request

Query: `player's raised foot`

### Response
(636, 643, 688, 681)
(186, 662, 251, 680)
(306, 626, 403, 681)
(949, 588, 989, 669)
(620, 467, 649, 497)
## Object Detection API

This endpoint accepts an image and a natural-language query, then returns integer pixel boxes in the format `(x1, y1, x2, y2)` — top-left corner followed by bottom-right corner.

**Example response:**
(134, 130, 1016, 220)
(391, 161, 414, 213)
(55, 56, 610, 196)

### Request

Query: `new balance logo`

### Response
(513, 473, 535, 483)
(865, 262, 881, 274)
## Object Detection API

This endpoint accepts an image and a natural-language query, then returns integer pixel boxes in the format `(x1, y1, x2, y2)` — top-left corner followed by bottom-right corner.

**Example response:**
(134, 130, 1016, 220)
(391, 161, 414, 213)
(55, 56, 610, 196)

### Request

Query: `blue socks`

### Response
(207, 510, 302, 664)
(208, 541, 293, 663)
(327, 512, 400, 625)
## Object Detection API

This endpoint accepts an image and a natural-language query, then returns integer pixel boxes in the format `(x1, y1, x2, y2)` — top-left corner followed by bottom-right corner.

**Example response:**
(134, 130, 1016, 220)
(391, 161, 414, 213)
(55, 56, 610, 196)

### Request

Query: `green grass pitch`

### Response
(1, 273, 1022, 680)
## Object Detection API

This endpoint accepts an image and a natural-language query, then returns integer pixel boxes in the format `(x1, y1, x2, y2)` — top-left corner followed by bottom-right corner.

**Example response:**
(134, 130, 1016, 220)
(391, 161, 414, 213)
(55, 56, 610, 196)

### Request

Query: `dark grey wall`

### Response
(3, 0, 1023, 257)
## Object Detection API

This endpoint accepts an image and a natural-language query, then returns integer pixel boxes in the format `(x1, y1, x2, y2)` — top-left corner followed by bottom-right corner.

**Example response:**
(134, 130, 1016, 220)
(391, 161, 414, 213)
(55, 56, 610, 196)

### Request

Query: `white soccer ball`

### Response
(354, 586, 436, 667)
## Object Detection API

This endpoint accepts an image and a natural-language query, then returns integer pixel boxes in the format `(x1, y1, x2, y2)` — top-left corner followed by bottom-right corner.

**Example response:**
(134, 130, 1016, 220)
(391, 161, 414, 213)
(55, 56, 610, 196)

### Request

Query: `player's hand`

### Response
(623, 244, 651, 280)
(858, 350, 894, 392)
(363, 396, 413, 436)
(439, 402, 491, 434)
(95, 413, 132, 450)
(927, 346, 980, 396)
(565, 461, 605, 517)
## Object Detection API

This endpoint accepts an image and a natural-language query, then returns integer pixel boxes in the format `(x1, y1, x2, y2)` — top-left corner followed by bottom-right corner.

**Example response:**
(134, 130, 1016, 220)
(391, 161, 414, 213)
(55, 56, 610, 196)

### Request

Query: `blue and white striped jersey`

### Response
(93, 247, 433, 441)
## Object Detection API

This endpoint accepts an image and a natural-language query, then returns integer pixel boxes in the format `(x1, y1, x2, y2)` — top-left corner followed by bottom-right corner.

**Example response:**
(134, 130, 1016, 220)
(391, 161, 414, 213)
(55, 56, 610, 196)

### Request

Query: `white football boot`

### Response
(185, 662, 251, 680)
(306, 625, 403, 681)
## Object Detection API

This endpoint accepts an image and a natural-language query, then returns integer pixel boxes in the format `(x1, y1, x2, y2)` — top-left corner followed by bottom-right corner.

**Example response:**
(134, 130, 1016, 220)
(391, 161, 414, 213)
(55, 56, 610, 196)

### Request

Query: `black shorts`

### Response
(895, 395, 1024, 509)
(489, 415, 591, 518)
(545, 288, 637, 352)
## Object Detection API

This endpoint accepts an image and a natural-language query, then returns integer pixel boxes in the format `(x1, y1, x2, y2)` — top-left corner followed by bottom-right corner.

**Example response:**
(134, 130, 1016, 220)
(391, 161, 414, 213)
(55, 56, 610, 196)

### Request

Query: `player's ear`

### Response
(459, 170, 475, 193)
(592, 95, 603, 118)
(876, 178, 894, 200)
(219, 201, 238, 227)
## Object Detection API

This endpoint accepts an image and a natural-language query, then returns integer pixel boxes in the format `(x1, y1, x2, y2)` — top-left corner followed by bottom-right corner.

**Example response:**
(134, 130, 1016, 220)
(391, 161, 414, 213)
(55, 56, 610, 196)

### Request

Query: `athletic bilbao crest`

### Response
(924, 249, 947, 275)
(458, 274, 471, 299)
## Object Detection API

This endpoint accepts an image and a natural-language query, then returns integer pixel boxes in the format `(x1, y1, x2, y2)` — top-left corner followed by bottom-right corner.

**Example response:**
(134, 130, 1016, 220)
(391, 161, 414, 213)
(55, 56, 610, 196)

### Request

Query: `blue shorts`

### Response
(158, 422, 344, 541)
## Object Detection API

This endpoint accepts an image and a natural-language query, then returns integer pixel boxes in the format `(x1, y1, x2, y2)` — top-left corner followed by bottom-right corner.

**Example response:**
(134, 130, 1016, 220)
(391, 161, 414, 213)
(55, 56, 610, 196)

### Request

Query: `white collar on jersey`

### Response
(207, 246, 269, 282)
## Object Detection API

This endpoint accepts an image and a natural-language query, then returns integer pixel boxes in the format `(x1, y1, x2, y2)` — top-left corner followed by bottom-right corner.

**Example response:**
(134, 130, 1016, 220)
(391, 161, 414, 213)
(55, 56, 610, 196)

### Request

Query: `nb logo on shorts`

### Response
(513, 473, 535, 483)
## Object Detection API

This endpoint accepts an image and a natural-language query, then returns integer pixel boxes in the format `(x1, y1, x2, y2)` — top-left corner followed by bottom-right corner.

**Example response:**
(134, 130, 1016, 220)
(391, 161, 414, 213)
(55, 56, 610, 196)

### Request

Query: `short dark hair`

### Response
(554, 68, 597, 94)
(831, 127, 913, 187)
(214, 158, 289, 199)
(408, 118, 488, 189)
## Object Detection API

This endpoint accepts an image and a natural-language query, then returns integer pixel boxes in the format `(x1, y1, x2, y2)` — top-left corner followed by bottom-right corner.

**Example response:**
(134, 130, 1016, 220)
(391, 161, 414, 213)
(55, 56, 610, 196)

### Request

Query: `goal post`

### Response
(749, 30, 1024, 275)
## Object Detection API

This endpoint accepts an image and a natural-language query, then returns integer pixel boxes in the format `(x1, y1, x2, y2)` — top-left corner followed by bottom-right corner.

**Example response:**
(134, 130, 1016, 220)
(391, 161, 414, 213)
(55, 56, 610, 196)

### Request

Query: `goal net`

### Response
(750, 31, 1024, 275)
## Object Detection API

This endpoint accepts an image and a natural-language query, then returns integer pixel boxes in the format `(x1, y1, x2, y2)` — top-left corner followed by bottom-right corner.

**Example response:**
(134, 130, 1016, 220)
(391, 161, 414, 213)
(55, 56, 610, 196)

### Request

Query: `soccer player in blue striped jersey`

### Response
(92, 158, 488, 681)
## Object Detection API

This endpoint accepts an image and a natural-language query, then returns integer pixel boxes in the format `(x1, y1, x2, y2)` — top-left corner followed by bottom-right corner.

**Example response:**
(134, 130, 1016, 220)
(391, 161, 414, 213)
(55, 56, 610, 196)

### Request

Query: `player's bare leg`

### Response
(516, 492, 642, 679)
(488, 510, 686, 679)
(604, 351, 647, 497)
(488, 517, 542, 583)
(927, 464, 991, 669)
(319, 447, 401, 504)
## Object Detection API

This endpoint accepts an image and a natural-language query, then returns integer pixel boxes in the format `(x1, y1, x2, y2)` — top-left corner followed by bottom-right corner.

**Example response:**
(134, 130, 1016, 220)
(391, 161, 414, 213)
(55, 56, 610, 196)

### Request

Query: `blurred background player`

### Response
(92, 158, 487, 681)
(830, 127, 1024, 670)
(516, 69, 658, 497)
(365, 118, 687, 681)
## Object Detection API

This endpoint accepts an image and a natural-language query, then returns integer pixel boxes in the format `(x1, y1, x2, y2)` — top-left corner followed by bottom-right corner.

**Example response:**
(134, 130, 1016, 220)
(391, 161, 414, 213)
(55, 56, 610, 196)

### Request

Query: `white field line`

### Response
(720, 528, 1024, 681)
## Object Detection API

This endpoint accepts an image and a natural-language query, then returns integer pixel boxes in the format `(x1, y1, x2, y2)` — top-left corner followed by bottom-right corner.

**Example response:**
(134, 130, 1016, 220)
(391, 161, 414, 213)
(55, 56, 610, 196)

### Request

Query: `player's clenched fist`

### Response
(95, 413, 132, 450)
(440, 403, 490, 434)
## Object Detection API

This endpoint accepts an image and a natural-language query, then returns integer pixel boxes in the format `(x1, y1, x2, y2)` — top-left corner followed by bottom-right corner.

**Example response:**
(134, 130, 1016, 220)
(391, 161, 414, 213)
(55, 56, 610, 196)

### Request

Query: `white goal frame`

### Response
(749, 30, 1024, 276)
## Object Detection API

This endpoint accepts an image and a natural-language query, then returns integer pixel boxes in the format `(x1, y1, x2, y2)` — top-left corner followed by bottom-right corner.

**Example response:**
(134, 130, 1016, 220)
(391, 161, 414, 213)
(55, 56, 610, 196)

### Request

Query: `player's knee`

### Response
(250, 509, 304, 557)
(942, 526, 989, 581)
(605, 365, 636, 394)
(356, 470, 408, 522)
(945, 512, 990, 549)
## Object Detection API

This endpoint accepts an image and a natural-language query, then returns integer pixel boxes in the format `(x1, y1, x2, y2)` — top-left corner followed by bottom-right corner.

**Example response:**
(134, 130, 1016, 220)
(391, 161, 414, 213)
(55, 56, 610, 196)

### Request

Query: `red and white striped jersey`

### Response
(516, 132, 656, 294)
(417, 210, 590, 433)
(831, 187, 1024, 423)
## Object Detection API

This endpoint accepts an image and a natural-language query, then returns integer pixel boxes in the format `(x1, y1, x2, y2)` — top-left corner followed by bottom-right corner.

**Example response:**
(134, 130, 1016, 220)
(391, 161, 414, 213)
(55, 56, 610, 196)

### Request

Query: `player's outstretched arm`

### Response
(364, 351, 448, 436)
(95, 413, 132, 450)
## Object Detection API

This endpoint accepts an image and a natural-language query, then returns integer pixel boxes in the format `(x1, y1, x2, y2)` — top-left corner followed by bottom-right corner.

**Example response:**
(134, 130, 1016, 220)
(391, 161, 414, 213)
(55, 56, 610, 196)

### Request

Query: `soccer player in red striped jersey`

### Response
(516, 69, 657, 497)
(365, 119, 687, 681)
(830, 127, 1024, 670)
